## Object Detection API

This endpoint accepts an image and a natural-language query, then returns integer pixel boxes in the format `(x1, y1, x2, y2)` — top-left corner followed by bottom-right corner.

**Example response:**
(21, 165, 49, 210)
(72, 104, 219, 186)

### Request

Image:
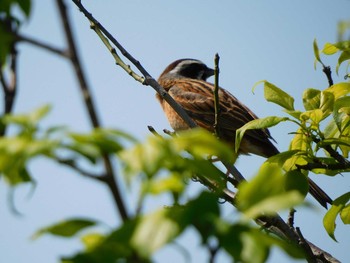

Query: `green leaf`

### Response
(182, 192, 220, 242)
(219, 223, 303, 262)
(319, 91, 334, 118)
(0, 136, 59, 185)
(65, 143, 100, 164)
(63, 220, 137, 263)
(333, 96, 350, 132)
(300, 109, 323, 130)
(235, 116, 289, 153)
(322, 42, 339, 55)
(120, 129, 229, 188)
(323, 192, 350, 241)
(17, 0, 31, 17)
(336, 51, 350, 74)
(3, 104, 51, 128)
(302, 88, 320, 111)
(324, 119, 340, 139)
(33, 218, 97, 239)
(0, 23, 14, 66)
(143, 174, 185, 195)
(131, 192, 219, 258)
(81, 233, 105, 251)
(174, 129, 234, 163)
(236, 163, 303, 218)
(284, 110, 302, 120)
(67, 128, 135, 163)
(325, 82, 350, 100)
(285, 170, 308, 197)
(302, 89, 334, 119)
(340, 204, 350, 224)
(289, 127, 310, 152)
(119, 135, 175, 178)
(131, 209, 183, 258)
(263, 81, 295, 111)
(265, 150, 300, 167)
(313, 39, 323, 69)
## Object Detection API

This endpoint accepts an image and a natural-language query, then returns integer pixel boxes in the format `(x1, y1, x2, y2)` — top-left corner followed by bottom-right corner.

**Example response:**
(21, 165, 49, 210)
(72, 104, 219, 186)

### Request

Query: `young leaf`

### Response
(336, 51, 350, 74)
(236, 163, 303, 218)
(263, 81, 295, 111)
(300, 109, 323, 130)
(131, 208, 183, 258)
(319, 91, 334, 118)
(3, 104, 51, 129)
(333, 96, 350, 132)
(313, 39, 323, 68)
(174, 129, 234, 163)
(325, 82, 350, 100)
(81, 233, 105, 251)
(340, 204, 350, 224)
(323, 192, 350, 241)
(33, 218, 97, 239)
(143, 173, 185, 195)
(235, 116, 289, 153)
(302, 88, 320, 111)
(285, 170, 308, 197)
(322, 43, 339, 55)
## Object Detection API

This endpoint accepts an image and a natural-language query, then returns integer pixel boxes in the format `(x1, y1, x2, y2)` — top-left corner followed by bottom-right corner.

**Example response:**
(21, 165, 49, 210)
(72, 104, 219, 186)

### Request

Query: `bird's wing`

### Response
(168, 80, 273, 144)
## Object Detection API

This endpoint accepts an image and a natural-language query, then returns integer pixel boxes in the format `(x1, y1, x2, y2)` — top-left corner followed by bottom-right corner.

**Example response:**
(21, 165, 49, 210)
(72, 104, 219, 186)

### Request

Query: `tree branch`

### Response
(322, 66, 333, 87)
(57, 158, 107, 182)
(213, 53, 220, 138)
(15, 34, 69, 58)
(68, 3, 341, 262)
(0, 42, 18, 136)
(70, 0, 197, 130)
(56, 0, 129, 222)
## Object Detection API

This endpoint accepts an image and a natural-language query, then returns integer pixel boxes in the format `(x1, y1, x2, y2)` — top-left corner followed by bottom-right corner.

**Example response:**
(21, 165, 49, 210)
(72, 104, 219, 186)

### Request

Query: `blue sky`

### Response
(1, 0, 350, 262)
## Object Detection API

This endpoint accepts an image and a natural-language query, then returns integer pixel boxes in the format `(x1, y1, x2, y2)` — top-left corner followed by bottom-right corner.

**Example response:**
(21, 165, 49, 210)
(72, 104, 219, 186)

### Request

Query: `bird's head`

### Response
(158, 59, 215, 81)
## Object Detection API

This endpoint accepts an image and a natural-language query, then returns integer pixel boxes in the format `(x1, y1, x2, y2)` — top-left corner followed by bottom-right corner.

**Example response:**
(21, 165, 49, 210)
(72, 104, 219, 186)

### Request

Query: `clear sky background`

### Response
(1, 0, 350, 262)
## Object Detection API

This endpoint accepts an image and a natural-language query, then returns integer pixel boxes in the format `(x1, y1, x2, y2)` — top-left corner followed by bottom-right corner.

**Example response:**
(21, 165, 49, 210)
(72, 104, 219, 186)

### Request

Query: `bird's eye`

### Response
(179, 63, 206, 80)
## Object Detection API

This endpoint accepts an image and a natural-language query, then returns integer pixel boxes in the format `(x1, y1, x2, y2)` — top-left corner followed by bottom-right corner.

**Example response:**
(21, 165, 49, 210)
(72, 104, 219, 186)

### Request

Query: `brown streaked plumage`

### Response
(156, 58, 332, 208)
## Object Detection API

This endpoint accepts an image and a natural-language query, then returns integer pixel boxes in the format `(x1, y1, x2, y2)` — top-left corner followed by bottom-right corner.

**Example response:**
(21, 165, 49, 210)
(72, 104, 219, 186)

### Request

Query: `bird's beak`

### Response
(205, 67, 215, 79)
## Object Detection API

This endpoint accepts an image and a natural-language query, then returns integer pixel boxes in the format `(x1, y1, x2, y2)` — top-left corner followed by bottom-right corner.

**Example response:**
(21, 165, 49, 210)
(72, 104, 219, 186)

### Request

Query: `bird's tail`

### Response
(307, 178, 332, 208)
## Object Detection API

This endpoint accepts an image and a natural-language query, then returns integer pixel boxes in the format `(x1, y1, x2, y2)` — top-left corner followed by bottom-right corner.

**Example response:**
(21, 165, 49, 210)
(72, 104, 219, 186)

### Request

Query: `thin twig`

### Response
(0, 45, 18, 136)
(213, 53, 220, 138)
(147, 125, 162, 137)
(296, 227, 318, 263)
(208, 244, 219, 263)
(288, 208, 296, 228)
(58, 158, 107, 182)
(313, 137, 350, 166)
(70, 0, 197, 129)
(15, 34, 69, 58)
(322, 66, 333, 87)
(56, 0, 129, 222)
(89, 22, 144, 83)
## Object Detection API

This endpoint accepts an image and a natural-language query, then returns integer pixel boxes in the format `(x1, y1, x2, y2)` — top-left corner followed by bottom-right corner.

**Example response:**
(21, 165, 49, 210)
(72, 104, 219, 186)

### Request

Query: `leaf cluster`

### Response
(0, 0, 31, 65)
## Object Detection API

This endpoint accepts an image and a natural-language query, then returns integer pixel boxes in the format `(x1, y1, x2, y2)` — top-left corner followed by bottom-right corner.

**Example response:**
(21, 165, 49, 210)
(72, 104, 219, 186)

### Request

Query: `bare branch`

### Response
(15, 34, 69, 58)
(57, 158, 107, 182)
(70, 0, 198, 129)
(1, 44, 18, 136)
(213, 53, 220, 138)
(322, 66, 333, 87)
(56, 0, 129, 222)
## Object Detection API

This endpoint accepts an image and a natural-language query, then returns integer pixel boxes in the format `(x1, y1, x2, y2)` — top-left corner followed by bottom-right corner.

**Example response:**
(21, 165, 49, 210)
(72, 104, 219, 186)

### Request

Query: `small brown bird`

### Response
(156, 58, 332, 208)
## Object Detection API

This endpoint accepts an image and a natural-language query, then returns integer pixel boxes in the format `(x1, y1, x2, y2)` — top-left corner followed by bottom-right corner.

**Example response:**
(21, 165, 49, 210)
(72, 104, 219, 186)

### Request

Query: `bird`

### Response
(156, 58, 332, 208)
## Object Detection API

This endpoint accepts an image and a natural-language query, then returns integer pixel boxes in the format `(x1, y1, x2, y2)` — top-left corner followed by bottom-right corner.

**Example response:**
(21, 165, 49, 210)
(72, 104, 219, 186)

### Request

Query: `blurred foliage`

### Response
(1, 0, 350, 262)
(0, 0, 31, 65)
